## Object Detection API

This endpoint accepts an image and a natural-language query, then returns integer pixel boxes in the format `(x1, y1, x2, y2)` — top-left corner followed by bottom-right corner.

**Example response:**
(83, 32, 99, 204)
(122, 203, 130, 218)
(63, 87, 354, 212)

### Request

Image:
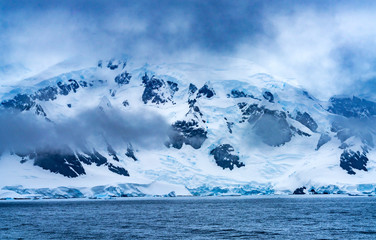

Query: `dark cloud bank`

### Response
(2, 0, 376, 99)
(1, 0, 376, 155)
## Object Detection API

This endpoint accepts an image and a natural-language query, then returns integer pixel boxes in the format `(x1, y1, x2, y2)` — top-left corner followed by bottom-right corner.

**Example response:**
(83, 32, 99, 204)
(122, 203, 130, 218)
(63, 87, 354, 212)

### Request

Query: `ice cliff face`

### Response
(0, 58, 375, 198)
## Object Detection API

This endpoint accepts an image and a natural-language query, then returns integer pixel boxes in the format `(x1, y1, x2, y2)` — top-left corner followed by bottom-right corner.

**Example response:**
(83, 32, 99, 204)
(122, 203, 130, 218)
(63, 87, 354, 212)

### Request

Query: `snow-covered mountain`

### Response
(1, 58, 375, 199)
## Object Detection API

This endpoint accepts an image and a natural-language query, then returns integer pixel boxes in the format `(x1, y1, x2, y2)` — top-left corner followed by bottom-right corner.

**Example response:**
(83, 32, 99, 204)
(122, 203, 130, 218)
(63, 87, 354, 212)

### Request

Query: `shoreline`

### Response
(1, 193, 374, 201)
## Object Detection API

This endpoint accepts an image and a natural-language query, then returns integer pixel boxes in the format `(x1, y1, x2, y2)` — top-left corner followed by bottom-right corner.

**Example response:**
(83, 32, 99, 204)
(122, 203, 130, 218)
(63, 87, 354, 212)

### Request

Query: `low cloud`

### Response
(238, 4, 376, 99)
(0, 107, 169, 154)
(2, 1, 376, 100)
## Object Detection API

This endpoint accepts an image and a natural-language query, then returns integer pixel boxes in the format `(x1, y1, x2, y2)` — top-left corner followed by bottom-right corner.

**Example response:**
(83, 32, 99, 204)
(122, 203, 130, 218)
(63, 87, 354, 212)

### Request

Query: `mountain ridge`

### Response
(0, 58, 375, 199)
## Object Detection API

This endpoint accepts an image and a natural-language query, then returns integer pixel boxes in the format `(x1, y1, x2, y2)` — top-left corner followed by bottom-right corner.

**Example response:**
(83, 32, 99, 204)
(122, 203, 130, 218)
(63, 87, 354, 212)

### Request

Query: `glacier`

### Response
(0, 57, 376, 199)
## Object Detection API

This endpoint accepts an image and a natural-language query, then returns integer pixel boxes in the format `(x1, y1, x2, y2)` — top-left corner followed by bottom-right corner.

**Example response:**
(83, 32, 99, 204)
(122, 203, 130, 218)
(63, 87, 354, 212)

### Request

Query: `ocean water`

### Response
(0, 196, 376, 239)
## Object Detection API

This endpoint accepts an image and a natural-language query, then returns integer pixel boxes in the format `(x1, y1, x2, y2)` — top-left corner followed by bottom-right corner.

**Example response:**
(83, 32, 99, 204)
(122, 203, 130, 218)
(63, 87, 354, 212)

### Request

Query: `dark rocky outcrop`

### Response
(290, 126, 311, 137)
(23, 145, 132, 178)
(107, 145, 119, 162)
(32, 86, 58, 101)
(125, 144, 138, 161)
(167, 81, 179, 93)
(79, 80, 88, 88)
(77, 150, 107, 166)
(57, 81, 70, 95)
(114, 71, 131, 85)
(107, 163, 129, 176)
(141, 73, 178, 104)
(25, 145, 131, 178)
(228, 89, 251, 98)
(187, 98, 203, 119)
(340, 150, 368, 175)
(224, 117, 234, 134)
(122, 100, 129, 107)
(31, 148, 86, 178)
(168, 120, 207, 149)
(106, 59, 125, 70)
(35, 104, 47, 117)
(292, 111, 318, 132)
(197, 84, 215, 99)
(1, 94, 35, 111)
(293, 187, 306, 194)
(68, 79, 80, 93)
(1, 78, 88, 113)
(210, 144, 245, 170)
(328, 96, 376, 118)
(109, 89, 116, 97)
(243, 104, 264, 124)
(316, 133, 331, 150)
(142, 74, 164, 104)
(263, 91, 274, 103)
(189, 83, 198, 95)
(227, 122, 234, 133)
(238, 103, 261, 123)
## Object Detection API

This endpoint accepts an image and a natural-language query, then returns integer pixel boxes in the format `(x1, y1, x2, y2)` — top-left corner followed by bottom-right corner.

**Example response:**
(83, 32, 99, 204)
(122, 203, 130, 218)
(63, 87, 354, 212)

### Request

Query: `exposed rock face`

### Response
(141, 73, 179, 104)
(35, 104, 47, 116)
(188, 83, 198, 95)
(77, 150, 107, 166)
(107, 163, 129, 176)
(114, 71, 131, 85)
(79, 80, 88, 87)
(168, 120, 207, 149)
(1, 94, 35, 111)
(167, 81, 179, 93)
(57, 79, 79, 96)
(197, 84, 215, 99)
(104, 59, 126, 70)
(1, 79, 101, 115)
(210, 144, 245, 170)
(107, 145, 119, 162)
(1, 79, 86, 113)
(31, 148, 86, 178)
(293, 187, 306, 194)
(242, 104, 264, 124)
(292, 111, 318, 132)
(125, 144, 138, 161)
(340, 150, 368, 175)
(228, 89, 252, 98)
(328, 96, 376, 118)
(18, 146, 131, 178)
(32, 86, 58, 101)
(238, 102, 251, 123)
(107, 61, 119, 70)
(224, 117, 234, 134)
(316, 133, 331, 150)
(263, 91, 274, 103)
(122, 100, 129, 107)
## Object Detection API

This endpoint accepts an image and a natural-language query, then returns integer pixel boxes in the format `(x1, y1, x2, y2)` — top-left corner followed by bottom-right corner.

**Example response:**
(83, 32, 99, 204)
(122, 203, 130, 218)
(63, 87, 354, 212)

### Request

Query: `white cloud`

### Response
(236, 6, 376, 99)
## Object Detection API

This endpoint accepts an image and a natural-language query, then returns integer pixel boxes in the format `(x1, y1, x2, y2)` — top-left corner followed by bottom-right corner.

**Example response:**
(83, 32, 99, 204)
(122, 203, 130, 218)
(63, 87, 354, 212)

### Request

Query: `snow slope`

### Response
(0, 57, 375, 199)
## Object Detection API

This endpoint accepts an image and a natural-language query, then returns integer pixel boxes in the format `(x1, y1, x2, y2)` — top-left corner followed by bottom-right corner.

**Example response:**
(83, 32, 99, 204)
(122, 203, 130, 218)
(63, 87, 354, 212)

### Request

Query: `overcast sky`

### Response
(1, 0, 376, 99)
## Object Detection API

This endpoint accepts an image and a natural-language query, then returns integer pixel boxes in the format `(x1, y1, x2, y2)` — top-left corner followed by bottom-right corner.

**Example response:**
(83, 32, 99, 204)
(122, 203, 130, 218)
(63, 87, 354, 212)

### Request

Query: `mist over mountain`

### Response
(1, 1, 376, 198)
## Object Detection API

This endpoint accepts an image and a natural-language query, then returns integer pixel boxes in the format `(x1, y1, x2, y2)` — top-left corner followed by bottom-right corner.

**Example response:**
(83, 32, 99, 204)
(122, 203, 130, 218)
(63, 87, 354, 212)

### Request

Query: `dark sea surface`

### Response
(1, 196, 376, 239)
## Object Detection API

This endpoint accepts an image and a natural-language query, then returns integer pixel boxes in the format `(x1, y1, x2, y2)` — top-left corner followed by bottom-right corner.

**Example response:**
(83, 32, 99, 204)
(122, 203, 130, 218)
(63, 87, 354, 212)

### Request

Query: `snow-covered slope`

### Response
(1, 58, 375, 199)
